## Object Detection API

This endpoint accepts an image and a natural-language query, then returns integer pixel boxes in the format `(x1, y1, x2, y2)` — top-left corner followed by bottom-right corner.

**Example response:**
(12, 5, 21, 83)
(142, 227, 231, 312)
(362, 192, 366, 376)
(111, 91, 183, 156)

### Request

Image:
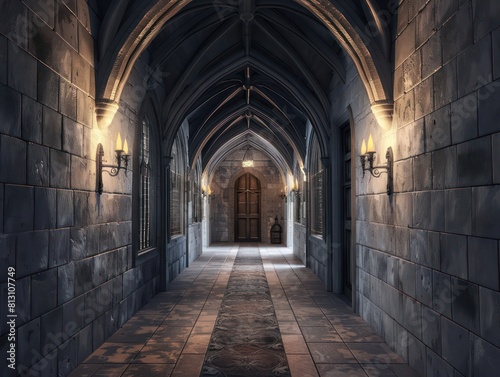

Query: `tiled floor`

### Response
(71, 244, 419, 377)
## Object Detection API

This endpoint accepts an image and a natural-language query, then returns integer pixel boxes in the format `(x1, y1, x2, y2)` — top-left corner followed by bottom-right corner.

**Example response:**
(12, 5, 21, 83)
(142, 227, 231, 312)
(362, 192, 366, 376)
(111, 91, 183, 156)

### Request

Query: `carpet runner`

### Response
(200, 248, 291, 377)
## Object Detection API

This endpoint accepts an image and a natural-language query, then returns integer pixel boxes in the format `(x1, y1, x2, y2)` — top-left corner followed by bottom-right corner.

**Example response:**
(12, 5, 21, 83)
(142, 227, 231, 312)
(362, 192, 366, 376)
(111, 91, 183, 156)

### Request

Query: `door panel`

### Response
(249, 218, 259, 239)
(235, 173, 261, 242)
(238, 219, 247, 238)
(249, 192, 259, 215)
(237, 192, 246, 215)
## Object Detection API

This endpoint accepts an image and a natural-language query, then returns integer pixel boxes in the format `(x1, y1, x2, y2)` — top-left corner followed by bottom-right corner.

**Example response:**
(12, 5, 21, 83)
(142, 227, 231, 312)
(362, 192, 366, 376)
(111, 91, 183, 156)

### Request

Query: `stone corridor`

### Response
(70, 245, 418, 377)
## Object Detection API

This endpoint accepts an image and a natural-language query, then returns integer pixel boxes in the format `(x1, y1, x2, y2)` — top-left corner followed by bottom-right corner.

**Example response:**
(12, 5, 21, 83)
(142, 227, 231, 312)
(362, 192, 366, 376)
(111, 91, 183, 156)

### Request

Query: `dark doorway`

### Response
(235, 173, 261, 242)
(342, 124, 352, 300)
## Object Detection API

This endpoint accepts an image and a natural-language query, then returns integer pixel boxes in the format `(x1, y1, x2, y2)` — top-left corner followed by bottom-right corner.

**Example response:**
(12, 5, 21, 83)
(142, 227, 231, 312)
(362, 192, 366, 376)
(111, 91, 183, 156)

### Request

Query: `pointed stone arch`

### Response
(95, 0, 394, 130)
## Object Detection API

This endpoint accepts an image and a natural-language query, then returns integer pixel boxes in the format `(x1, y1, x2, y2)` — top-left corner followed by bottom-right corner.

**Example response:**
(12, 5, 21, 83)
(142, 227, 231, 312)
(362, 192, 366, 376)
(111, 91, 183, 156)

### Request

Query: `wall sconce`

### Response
(360, 135, 393, 195)
(242, 145, 254, 167)
(96, 133, 130, 194)
(290, 180, 300, 199)
(279, 187, 288, 202)
(201, 185, 212, 198)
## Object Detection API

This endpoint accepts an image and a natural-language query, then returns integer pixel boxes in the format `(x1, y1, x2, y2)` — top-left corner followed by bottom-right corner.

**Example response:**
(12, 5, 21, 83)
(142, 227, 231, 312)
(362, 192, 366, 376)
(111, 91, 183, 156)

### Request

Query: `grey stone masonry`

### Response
(352, 1, 500, 377)
(0, 2, 164, 376)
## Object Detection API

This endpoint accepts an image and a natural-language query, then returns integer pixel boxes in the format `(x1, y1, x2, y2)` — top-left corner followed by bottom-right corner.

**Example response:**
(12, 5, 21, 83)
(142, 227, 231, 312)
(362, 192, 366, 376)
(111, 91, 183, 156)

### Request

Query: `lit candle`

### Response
(123, 139, 129, 154)
(116, 133, 123, 151)
(361, 139, 367, 155)
(367, 134, 375, 153)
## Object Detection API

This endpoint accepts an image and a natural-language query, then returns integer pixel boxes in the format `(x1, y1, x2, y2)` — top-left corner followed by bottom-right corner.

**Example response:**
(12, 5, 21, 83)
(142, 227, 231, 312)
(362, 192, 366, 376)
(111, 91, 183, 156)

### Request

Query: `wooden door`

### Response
(235, 173, 261, 242)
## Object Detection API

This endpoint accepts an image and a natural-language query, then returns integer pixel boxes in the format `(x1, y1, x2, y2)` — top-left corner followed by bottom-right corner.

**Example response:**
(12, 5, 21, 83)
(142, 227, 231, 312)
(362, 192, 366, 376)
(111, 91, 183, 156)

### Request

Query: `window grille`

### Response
(139, 118, 151, 250)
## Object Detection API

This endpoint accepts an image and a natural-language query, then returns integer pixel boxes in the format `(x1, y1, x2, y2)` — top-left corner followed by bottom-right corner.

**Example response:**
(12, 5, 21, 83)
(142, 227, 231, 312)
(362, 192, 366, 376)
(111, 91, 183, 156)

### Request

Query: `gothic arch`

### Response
(224, 167, 273, 242)
(95, 0, 393, 131)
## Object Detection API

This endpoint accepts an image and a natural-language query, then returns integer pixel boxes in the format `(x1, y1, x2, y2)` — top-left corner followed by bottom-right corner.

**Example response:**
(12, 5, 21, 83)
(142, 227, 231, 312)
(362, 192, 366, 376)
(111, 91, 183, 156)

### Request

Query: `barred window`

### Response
(310, 137, 323, 236)
(139, 117, 151, 250)
(293, 165, 302, 224)
(193, 181, 200, 223)
(170, 139, 183, 237)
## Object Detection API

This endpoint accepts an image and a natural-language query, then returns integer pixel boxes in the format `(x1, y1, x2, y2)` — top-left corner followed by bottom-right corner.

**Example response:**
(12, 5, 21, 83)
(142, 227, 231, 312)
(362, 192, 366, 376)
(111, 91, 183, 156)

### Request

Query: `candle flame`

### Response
(116, 133, 123, 151)
(367, 134, 375, 153)
(123, 139, 129, 154)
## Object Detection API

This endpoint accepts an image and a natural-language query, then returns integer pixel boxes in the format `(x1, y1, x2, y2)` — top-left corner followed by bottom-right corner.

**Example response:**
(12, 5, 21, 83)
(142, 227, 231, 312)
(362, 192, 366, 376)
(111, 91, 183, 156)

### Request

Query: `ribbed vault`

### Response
(95, 0, 394, 169)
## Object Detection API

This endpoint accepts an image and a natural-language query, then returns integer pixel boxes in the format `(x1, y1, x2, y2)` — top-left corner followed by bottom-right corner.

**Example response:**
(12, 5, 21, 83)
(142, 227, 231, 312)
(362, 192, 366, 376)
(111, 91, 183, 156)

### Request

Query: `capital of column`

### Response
(371, 100, 394, 130)
(95, 99, 120, 130)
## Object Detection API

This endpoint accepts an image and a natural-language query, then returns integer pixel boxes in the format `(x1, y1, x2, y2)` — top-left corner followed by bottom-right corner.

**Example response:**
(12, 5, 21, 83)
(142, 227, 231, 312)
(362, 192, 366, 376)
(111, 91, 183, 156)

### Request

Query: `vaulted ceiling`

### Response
(95, 0, 393, 173)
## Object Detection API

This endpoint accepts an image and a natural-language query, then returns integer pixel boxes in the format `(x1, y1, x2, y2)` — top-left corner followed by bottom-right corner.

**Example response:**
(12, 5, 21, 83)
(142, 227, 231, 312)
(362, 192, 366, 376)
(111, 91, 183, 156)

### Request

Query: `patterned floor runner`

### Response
(200, 248, 291, 377)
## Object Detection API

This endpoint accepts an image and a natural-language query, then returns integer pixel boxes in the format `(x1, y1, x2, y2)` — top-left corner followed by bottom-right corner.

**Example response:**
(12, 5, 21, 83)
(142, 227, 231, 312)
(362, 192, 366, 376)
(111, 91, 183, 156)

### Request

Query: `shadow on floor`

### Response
(70, 244, 419, 377)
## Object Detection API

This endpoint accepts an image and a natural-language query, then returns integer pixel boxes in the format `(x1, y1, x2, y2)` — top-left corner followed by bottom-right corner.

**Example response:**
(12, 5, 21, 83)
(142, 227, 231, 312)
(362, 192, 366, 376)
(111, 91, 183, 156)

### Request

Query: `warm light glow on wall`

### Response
(242, 160, 254, 167)
(359, 133, 393, 195)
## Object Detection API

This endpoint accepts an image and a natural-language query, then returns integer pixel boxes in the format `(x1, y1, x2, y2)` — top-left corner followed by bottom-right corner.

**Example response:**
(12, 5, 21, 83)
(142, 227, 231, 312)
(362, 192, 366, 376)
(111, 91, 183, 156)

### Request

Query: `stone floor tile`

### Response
(282, 334, 310, 354)
(68, 364, 100, 376)
(336, 326, 385, 342)
(317, 364, 369, 377)
(149, 327, 191, 344)
(72, 245, 419, 377)
(183, 334, 211, 354)
(308, 343, 358, 364)
(92, 364, 129, 377)
(287, 354, 319, 377)
(347, 343, 406, 364)
(170, 354, 205, 377)
(132, 343, 184, 363)
(362, 363, 398, 376)
(279, 321, 303, 334)
(161, 317, 197, 326)
(84, 344, 143, 364)
(293, 306, 325, 316)
(125, 315, 166, 327)
(122, 363, 175, 376)
(301, 326, 342, 343)
(106, 326, 158, 344)
(329, 315, 369, 326)
(296, 315, 331, 327)
(275, 309, 296, 321)
(191, 321, 216, 334)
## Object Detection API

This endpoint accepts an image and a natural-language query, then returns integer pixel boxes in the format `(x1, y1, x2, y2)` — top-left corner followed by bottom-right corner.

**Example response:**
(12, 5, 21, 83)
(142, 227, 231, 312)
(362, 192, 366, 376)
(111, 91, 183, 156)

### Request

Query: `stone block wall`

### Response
(329, 1, 500, 376)
(188, 222, 202, 265)
(167, 236, 186, 282)
(293, 222, 307, 264)
(0, 2, 161, 375)
(308, 235, 328, 283)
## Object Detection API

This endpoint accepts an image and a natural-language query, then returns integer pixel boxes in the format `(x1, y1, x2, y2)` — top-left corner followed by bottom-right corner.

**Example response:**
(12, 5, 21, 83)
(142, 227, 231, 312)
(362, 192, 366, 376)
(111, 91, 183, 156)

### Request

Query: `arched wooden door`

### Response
(235, 173, 261, 242)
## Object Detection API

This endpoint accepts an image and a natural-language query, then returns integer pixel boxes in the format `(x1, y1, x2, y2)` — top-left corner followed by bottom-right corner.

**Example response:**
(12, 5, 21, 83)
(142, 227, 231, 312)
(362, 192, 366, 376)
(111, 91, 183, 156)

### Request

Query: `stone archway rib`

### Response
(95, 0, 394, 130)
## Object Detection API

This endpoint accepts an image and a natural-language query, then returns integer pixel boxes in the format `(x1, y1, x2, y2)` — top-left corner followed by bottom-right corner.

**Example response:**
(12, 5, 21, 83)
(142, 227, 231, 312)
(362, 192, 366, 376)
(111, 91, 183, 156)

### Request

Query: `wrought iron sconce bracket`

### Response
(360, 147, 393, 195)
(96, 143, 130, 194)
(290, 189, 301, 201)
